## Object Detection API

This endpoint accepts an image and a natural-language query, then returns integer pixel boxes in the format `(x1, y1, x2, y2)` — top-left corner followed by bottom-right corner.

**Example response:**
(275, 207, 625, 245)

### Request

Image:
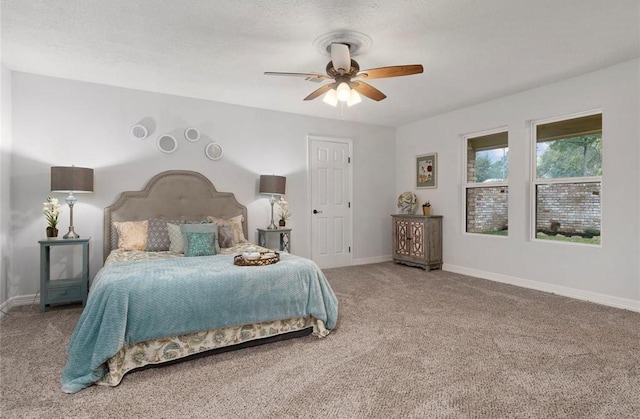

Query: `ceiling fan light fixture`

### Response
(336, 82, 351, 102)
(266, 31, 422, 106)
(323, 89, 338, 106)
(347, 89, 362, 107)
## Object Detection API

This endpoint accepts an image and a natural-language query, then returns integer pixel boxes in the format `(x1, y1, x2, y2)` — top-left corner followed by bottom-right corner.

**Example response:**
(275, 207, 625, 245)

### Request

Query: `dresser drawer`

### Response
(47, 283, 82, 303)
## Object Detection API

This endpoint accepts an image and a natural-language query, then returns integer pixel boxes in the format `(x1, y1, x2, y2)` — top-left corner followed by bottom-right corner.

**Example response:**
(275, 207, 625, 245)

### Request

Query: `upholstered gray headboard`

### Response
(104, 170, 248, 261)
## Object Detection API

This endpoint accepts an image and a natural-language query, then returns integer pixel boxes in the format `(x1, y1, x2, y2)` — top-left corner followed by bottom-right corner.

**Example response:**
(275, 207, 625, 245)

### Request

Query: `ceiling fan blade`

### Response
(356, 64, 424, 80)
(330, 43, 351, 74)
(351, 81, 387, 101)
(304, 83, 335, 101)
(264, 71, 330, 82)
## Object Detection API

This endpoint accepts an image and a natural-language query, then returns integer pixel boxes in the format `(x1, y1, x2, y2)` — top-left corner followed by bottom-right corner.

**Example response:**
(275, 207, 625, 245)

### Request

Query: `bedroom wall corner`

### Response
(396, 58, 640, 308)
(0, 62, 13, 314)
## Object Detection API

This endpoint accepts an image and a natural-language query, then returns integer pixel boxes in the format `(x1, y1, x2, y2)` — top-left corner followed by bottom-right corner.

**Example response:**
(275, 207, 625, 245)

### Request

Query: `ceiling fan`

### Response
(264, 43, 423, 106)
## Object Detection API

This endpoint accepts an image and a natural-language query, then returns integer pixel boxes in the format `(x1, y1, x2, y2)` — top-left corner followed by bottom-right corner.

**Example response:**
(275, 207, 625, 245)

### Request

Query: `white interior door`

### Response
(309, 136, 352, 268)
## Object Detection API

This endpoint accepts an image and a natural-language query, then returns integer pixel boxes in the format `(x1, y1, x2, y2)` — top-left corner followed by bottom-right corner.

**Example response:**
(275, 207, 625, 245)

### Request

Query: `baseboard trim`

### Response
(0, 294, 39, 321)
(4, 264, 637, 318)
(443, 263, 640, 313)
(353, 255, 393, 266)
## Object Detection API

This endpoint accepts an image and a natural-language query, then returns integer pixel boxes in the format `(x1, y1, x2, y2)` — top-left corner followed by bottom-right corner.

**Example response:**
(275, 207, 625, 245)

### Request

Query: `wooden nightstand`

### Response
(38, 237, 90, 313)
(257, 228, 291, 253)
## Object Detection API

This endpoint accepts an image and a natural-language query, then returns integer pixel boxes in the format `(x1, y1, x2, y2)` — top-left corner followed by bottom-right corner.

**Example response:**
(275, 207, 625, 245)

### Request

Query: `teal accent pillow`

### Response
(180, 223, 220, 254)
(185, 232, 216, 257)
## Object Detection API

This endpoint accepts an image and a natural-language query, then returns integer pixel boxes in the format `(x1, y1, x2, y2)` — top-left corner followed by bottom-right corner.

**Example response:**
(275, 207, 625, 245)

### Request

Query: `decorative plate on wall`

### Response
(184, 127, 200, 142)
(130, 124, 148, 140)
(205, 142, 224, 160)
(157, 134, 178, 154)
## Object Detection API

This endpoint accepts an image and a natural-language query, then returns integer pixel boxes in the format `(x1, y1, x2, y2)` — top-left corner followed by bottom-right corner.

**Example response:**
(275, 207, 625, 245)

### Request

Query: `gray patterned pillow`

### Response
(218, 224, 237, 248)
(146, 218, 181, 251)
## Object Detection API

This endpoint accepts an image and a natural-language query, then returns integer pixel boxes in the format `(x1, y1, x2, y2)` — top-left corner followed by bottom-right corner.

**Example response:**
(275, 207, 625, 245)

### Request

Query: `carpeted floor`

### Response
(1, 262, 639, 418)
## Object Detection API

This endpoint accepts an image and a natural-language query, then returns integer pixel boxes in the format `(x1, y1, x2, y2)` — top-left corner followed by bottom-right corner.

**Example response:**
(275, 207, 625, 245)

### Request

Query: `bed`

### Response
(61, 170, 338, 393)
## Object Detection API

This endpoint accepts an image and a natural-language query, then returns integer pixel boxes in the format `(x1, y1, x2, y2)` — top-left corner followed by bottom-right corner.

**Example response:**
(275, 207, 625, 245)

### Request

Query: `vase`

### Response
(46, 227, 58, 238)
(422, 206, 431, 216)
(397, 192, 418, 214)
(279, 220, 286, 227)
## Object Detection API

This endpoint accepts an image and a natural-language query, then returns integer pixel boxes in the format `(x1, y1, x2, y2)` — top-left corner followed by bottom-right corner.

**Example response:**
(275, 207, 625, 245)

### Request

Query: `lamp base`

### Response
(63, 226, 80, 239)
(267, 196, 277, 229)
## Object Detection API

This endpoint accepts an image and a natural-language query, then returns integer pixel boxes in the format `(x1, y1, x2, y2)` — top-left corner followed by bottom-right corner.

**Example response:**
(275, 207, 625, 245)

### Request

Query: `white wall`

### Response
(0, 63, 12, 310)
(8, 72, 395, 300)
(12, 60, 637, 311)
(397, 59, 640, 311)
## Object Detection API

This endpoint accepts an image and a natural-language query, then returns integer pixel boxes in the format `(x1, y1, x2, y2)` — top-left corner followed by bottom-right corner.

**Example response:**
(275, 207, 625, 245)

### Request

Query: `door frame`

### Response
(307, 134, 354, 267)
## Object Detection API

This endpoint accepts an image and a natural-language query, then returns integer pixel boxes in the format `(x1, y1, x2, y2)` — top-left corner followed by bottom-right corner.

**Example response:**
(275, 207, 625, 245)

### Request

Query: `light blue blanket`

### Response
(61, 253, 338, 393)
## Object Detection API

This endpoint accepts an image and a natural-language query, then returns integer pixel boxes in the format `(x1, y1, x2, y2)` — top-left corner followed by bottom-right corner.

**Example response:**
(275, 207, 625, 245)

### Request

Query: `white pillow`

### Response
(167, 223, 184, 253)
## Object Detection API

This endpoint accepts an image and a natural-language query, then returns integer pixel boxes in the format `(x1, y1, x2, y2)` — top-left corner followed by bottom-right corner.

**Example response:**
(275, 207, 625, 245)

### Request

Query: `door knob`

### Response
(313, 209, 323, 214)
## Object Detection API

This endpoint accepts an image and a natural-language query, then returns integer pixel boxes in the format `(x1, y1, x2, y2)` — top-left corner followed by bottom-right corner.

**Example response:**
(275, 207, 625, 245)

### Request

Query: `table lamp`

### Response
(51, 166, 94, 239)
(259, 175, 286, 229)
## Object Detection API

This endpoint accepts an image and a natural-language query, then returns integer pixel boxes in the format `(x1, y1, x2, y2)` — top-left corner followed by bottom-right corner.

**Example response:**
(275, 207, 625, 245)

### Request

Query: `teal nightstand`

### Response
(38, 237, 90, 313)
(257, 228, 291, 252)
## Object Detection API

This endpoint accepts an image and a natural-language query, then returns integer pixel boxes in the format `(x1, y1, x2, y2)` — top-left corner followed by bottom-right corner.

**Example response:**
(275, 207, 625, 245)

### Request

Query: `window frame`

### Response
(529, 109, 603, 246)
(462, 126, 509, 238)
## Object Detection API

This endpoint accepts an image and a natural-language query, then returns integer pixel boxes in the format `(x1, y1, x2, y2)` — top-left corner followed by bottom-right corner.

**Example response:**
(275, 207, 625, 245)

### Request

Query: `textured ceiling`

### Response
(2, 0, 639, 127)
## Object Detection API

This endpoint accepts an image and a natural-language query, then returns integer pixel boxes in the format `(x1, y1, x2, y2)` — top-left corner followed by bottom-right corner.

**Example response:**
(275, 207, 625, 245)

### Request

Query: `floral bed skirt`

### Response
(98, 316, 328, 387)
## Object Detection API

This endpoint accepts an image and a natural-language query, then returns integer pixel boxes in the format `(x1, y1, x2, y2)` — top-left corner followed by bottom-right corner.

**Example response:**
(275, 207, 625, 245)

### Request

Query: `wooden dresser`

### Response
(391, 215, 443, 270)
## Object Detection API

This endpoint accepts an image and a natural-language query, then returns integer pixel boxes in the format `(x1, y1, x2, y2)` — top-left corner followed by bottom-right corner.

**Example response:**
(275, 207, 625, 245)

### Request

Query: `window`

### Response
(464, 130, 509, 235)
(532, 112, 602, 245)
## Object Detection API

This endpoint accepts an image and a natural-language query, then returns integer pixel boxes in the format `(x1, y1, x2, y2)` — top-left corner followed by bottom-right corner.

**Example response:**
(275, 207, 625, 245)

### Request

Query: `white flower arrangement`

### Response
(277, 197, 291, 222)
(43, 196, 61, 228)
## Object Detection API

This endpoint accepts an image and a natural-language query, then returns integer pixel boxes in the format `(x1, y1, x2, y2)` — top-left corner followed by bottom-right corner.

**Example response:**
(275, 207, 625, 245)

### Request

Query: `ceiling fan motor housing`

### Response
(326, 59, 360, 78)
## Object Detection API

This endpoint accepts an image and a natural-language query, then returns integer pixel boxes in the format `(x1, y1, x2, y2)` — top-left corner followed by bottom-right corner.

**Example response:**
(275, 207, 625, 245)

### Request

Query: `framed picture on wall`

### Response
(416, 153, 437, 189)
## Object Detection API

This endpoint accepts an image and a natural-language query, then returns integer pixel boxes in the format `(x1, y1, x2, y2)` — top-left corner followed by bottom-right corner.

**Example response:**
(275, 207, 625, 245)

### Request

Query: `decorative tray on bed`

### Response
(234, 252, 280, 267)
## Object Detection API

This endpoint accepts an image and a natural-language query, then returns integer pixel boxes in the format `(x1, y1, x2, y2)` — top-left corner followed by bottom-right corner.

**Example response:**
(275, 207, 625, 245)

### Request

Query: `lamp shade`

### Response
(259, 175, 286, 195)
(323, 89, 338, 107)
(51, 166, 94, 193)
(347, 89, 362, 107)
(336, 82, 351, 102)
